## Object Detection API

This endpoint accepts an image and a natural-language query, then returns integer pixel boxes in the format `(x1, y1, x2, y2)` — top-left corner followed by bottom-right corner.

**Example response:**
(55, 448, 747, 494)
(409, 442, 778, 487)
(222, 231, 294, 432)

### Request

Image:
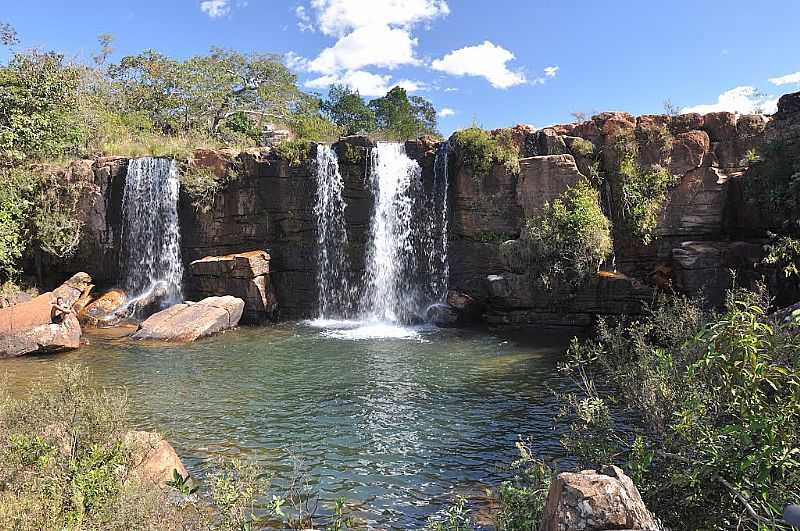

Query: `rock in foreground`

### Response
(125, 430, 188, 486)
(540, 465, 660, 531)
(0, 273, 93, 358)
(132, 296, 244, 341)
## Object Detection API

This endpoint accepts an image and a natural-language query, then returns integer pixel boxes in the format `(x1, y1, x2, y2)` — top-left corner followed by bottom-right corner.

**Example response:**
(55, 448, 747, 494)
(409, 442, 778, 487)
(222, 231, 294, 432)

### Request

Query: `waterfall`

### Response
(427, 141, 450, 303)
(360, 143, 421, 322)
(314, 145, 353, 318)
(119, 157, 184, 305)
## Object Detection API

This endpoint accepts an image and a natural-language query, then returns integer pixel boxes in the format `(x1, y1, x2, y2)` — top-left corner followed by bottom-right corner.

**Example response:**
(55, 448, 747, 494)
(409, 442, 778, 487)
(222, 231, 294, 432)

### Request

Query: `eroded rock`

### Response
(126, 431, 188, 486)
(669, 130, 710, 176)
(0, 273, 92, 358)
(516, 155, 584, 220)
(540, 465, 660, 531)
(132, 296, 244, 341)
(79, 288, 129, 327)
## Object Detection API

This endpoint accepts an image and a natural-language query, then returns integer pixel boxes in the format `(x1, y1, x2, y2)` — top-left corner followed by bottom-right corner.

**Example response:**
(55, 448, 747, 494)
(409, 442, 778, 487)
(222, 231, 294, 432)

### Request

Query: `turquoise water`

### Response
(3, 321, 575, 529)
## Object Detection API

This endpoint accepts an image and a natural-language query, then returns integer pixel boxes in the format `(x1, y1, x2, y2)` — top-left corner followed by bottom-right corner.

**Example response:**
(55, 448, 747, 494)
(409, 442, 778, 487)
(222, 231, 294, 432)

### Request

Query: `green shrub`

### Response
(180, 166, 228, 213)
(275, 139, 312, 167)
(426, 496, 474, 531)
(570, 137, 595, 158)
(450, 127, 520, 178)
(0, 169, 37, 278)
(635, 124, 673, 162)
(32, 173, 85, 259)
(560, 288, 800, 529)
(495, 439, 552, 531)
(743, 141, 800, 227)
(765, 236, 800, 279)
(523, 180, 612, 289)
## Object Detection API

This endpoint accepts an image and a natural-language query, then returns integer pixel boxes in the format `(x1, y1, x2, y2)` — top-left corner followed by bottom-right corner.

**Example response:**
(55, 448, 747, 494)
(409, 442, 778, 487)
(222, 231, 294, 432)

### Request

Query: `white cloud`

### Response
(309, 0, 449, 37)
(431, 41, 526, 89)
(438, 108, 455, 117)
(443, 87, 458, 92)
(306, 69, 424, 97)
(544, 65, 559, 77)
(769, 71, 800, 86)
(200, 0, 229, 18)
(308, 24, 419, 74)
(295, 5, 314, 32)
(285, 51, 310, 72)
(682, 86, 778, 115)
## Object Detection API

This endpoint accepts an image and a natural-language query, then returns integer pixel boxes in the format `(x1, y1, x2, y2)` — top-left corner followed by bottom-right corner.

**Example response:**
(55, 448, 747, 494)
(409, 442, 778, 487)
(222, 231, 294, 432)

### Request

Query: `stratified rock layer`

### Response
(132, 296, 244, 341)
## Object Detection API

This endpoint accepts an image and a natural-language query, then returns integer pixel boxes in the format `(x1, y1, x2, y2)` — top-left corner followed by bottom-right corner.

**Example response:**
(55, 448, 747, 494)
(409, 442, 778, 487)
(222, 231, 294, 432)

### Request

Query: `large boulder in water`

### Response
(540, 465, 660, 531)
(0, 273, 92, 358)
(132, 296, 245, 341)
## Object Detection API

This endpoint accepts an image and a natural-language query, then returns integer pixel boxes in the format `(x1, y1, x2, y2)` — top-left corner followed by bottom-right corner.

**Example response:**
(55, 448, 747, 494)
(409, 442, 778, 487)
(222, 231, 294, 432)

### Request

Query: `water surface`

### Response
(3, 322, 575, 529)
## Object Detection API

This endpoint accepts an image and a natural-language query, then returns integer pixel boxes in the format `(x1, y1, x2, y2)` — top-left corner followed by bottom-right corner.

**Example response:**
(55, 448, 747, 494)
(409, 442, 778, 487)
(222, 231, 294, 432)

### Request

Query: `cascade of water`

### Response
(427, 140, 450, 303)
(314, 145, 353, 318)
(360, 143, 421, 322)
(119, 157, 184, 305)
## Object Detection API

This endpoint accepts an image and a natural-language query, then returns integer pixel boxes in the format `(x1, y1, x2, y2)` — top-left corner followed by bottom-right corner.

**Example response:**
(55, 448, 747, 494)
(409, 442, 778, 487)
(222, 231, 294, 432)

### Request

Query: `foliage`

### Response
(276, 139, 312, 167)
(426, 496, 474, 531)
(450, 127, 520, 178)
(32, 172, 85, 259)
(368, 86, 437, 140)
(166, 468, 198, 496)
(495, 438, 552, 531)
(569, 137, 595, 158)
(765, 236, 800, 279)
(613, 133, 677, 244)
(523, 180, 612, 290)
(744, 141, 800, 229)
(0, 168, 37, 278)
(560, 288, 800, 530)
(0, 50, 84, 165)
(0, 365, 187, 530)
(180, 166, 234, 213)
(210, 457, 271, 531)
(635, 125, 673, 163)
(322, 84, 376, 136)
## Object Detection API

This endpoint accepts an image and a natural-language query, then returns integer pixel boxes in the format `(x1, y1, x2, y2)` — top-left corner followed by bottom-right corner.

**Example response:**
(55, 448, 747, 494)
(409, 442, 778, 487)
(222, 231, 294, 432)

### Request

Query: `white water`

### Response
(310, 141, 450, 339)
(119, 157, 184, 305)
(314, 145, 354, 318)
(360, 142, 423, 323)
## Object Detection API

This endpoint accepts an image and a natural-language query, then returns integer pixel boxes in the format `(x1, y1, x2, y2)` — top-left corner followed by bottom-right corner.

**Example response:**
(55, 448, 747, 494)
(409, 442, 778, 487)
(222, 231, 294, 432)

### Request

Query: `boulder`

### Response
(533, 128, 568, 156)
(775, 91, 800, 119)
(737, 114, 769, 138)
(670, 113, 704, 134)
(187, 250, 277, 323)
(190, 148, 236, 178)
(0, 273, 92, 358)
(703, 112, 738, 142)
(79, 288, 129, 327)
(540, 465, 660, 531)
(132, 296, 245, 341)
(516, 155, 584, 220)
(125, 431, 188, 486)
(426, 303, 460, 327)
(669, 130, 710, 176)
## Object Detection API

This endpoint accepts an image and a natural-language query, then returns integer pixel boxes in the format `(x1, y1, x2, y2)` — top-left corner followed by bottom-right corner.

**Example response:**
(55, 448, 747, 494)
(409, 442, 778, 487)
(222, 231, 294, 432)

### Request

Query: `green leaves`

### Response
(166, 468, 199, 496)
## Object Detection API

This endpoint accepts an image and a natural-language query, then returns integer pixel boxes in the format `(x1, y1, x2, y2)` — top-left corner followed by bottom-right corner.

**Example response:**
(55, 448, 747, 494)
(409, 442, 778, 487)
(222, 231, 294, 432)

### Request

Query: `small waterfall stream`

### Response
(314, 145, 353, 319)
(119, 157, 184, 306)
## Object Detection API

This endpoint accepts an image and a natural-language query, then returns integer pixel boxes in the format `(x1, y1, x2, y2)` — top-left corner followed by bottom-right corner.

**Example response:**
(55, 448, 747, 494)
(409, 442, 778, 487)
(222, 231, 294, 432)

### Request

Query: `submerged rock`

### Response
(132, 296, 245, 341)
(0, 272, 92, 358)
(426, 303, 460, 327)
(540, 465, 660, 531)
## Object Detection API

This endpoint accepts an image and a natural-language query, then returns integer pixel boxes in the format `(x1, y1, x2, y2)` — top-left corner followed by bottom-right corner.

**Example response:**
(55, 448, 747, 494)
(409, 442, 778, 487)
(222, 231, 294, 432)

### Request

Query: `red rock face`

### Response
(190, 148, 236, 177)
(670, 130, 710, 176)
(703, 112, 739, 142)
(670, 112, 705, 134)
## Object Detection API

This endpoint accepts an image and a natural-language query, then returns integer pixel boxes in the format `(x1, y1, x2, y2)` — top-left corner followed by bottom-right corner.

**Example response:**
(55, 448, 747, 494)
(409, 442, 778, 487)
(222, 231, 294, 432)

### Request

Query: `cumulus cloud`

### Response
(769, 71, 800, 86)
(308, 24, 419, 74)
(682, 86, 778, 115)
(296, 5, 314, 32)
(309, 0, 449, 37)
(431, 41, 526, 89)
(306, 69, 424, 97)
(200, 0, 230, 18)
(438, 108, 455, 117)
(544, 65, 559, 77)
(285, 51, 310, 72)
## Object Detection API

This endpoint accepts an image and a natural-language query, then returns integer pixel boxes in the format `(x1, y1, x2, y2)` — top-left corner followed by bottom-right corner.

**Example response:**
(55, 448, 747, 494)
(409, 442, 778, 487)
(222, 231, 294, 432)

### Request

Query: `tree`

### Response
(322, 84, 376, 135)
(0, 22, 18, 47)
(92, 33, 115, 67)
(109, 48, 305, 138)
(368, 86, 438, 140)
(0, 51, 83, 165)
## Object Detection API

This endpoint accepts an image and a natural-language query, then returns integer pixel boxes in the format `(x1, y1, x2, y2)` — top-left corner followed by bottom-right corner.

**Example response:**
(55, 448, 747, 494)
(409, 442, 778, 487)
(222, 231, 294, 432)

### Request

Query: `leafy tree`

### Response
(92, 33, 115, 67)
(0, 22, 18, 47)
(0, 51, 83, 165)
(109, 48, 305, 138)
(322, 84, 376, 135)
(368, 86, 437, 140)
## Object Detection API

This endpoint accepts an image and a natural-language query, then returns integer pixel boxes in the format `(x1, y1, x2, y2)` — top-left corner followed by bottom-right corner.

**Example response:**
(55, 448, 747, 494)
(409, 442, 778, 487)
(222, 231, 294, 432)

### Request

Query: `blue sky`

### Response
(2, 0, 800, 134)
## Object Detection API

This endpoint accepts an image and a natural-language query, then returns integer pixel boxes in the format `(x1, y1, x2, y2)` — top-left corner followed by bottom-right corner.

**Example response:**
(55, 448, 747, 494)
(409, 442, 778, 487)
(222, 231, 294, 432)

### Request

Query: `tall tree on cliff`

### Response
(368, 86, 438, 140)
(322, 84, 377, 136)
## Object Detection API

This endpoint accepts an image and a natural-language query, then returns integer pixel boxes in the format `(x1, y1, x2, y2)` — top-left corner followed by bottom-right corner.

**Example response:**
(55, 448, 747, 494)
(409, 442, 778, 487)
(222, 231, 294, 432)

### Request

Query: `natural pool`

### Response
(2, 321, 576, 529)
